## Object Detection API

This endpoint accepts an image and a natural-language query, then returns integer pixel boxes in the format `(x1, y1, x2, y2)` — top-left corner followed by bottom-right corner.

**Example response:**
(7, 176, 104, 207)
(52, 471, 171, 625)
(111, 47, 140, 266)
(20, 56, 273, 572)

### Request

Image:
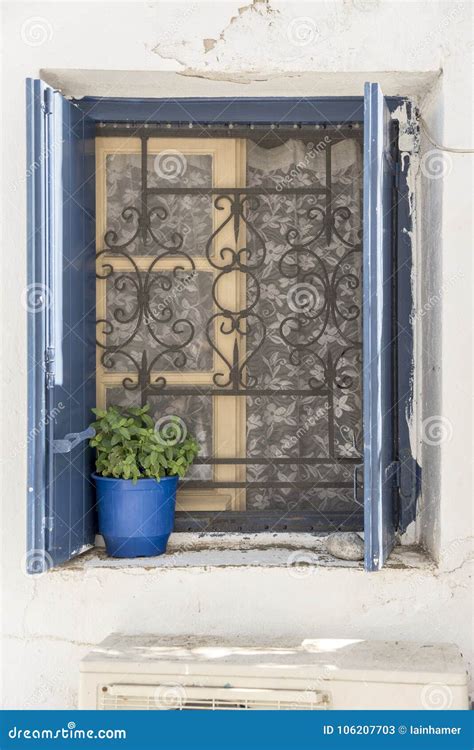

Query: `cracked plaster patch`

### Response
(150, 0, 353, 80)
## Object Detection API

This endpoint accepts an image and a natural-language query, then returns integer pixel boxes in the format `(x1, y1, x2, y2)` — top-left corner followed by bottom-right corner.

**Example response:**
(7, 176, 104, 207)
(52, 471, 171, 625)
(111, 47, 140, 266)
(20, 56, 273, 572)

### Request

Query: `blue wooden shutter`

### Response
(26, 79, 96, 573)
(363, 82, 397, 571)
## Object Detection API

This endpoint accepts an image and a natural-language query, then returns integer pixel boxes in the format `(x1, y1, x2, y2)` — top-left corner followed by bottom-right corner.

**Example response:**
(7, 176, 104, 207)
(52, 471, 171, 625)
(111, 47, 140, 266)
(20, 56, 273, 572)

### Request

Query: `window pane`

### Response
(98, 268, 213, 372)
(105, 152, 212, 256)
(242, 136, 362, 516)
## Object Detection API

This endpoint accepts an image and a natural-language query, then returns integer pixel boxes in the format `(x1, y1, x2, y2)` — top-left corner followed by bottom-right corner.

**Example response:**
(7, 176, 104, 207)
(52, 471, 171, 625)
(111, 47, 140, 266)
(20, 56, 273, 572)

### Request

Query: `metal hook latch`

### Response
(353, 463, 364, 506)
(52, 427, 95, 454)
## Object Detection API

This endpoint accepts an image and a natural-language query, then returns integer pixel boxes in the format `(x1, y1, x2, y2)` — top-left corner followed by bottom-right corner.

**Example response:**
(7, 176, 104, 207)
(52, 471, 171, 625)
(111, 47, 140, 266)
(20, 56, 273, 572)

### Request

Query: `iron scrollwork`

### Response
(97, 133, 363, 504)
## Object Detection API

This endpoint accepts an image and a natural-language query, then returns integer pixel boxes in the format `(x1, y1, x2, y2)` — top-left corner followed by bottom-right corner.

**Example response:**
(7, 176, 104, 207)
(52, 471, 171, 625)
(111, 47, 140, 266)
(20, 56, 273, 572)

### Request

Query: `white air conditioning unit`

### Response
(79, 635, 469, 710)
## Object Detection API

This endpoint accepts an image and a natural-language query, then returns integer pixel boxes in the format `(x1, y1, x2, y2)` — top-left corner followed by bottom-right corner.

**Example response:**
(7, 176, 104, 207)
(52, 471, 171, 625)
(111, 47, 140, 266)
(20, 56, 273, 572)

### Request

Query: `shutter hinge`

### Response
(42, 516, 54, 532)
(44, 347, 55, 389)
(385, 460, 401, 488)
(398, 110, 421, 155)
(42, 88, 53, 115)
(393, 160, 401, 190)
(353, 463, 364, 505)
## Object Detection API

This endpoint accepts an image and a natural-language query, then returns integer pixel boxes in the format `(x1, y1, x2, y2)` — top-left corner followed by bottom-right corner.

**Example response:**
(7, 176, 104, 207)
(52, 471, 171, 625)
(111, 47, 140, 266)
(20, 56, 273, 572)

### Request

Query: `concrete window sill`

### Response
(61, 533, 433, 572)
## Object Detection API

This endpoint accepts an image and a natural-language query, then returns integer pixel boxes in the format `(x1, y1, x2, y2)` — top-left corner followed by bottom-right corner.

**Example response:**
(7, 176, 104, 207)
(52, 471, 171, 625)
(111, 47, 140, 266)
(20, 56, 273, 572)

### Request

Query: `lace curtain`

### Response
(101, 135, 363, 514)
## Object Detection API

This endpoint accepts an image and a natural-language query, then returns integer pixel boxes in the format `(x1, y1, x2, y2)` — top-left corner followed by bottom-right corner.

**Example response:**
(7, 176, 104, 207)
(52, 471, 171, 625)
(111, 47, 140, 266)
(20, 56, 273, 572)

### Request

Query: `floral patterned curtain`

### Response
(244, 137, 362, 512)
(100, 134, 363, 516)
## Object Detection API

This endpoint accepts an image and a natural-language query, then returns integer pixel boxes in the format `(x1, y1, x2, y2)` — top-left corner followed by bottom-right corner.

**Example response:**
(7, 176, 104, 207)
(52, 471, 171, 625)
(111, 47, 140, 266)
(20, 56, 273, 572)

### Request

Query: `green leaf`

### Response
(89, 405, 199, 481)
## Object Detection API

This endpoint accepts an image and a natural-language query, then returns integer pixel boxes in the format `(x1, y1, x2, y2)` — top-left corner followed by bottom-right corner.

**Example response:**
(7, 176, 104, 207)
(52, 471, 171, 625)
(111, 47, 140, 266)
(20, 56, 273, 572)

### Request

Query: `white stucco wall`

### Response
(1, 0, 472, 709)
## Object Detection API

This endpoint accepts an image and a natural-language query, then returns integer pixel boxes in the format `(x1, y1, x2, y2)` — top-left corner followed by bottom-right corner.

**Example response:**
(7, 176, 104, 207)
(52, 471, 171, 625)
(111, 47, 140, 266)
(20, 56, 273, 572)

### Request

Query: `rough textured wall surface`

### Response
(1, 0, 472, 708)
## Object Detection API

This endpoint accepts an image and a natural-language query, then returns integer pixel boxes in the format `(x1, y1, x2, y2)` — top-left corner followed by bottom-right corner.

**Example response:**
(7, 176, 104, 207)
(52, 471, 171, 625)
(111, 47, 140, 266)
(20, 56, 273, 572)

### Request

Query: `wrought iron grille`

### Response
(96, 128, 364, 531)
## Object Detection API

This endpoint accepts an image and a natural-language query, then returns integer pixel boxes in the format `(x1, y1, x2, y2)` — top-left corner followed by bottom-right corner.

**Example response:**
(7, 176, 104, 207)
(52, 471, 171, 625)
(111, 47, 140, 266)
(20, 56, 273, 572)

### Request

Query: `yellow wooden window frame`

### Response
(95, 137, 247, 512)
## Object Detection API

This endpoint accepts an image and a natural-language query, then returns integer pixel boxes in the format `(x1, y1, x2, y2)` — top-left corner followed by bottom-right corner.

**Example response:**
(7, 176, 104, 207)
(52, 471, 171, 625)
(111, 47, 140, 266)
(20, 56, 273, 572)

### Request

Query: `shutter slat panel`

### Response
(363, 82, 396, 571)
(26, 79, 96, 571)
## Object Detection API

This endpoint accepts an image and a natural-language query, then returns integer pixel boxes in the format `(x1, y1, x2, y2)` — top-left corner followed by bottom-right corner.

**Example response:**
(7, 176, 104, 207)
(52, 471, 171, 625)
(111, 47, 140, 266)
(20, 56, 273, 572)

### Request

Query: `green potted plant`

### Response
(90, 405, 199, 558)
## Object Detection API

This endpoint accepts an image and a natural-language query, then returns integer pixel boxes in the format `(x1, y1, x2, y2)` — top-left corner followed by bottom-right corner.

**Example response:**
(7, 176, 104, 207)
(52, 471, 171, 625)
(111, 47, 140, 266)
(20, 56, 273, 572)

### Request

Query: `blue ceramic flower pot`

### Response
(93, 473, 178, 558)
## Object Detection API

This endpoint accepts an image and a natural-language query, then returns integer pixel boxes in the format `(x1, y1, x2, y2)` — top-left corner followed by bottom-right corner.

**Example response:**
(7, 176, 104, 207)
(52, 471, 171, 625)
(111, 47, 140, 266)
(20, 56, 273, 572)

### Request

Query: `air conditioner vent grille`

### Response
(99, 684, 331, 711)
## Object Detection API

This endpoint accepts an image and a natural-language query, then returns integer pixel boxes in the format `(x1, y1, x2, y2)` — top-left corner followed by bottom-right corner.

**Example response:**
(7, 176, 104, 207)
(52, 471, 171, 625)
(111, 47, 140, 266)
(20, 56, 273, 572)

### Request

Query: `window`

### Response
(26, 83, 419, 573)
(95, 131, 363, 531)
